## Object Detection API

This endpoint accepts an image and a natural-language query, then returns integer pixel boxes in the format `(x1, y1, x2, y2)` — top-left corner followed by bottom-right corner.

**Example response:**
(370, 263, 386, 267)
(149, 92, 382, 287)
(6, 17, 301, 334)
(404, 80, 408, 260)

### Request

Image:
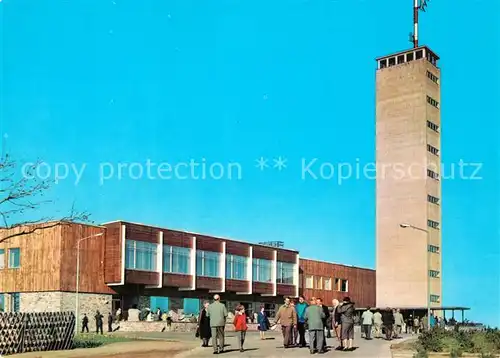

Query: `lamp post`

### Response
(400, 223, 431, 331)
(75, 232, 104, 333)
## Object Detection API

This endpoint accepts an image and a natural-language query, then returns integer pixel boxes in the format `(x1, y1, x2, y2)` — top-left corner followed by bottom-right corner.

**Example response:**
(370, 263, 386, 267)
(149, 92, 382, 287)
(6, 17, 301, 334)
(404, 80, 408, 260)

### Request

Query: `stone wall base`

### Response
(116, 321, 260, 333)
(14, 291, 112, 331)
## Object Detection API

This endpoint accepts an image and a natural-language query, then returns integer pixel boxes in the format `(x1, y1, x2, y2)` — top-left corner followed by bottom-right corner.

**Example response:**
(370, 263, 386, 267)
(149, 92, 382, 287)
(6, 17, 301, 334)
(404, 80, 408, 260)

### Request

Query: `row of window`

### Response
(304, 276, 348, 292)
(427, 194, 440, 205)
(427, 95, 439, 108)
(125, 240, 296, 284)
(0, 293, 20, 312)
(429, 270, 440, 278)
(427, 220, 440, 230)
(427, 120, 439, 132)
(427, 70, 439, 84)
(427, 144, 439, 156)
(427, 169, 439, 180)
(0, 248, 21, 269)
(430, 294, 441, 303)
(428, 245, 440, 253)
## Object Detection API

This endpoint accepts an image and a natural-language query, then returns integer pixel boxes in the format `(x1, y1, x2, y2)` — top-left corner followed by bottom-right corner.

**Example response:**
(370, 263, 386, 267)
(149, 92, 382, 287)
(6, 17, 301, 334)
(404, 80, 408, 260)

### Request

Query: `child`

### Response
(233, 305, 248, 352)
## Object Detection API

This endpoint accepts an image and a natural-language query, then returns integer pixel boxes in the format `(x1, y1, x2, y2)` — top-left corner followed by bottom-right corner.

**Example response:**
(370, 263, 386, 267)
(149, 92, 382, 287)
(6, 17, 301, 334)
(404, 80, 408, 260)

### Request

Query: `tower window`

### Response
(380, 59, 387, 69)
(428, 245, 440, 253)
(415, 50, 423, 59)
(427, 120, 439, 132)
(427, 169, 439, 180)
(430, 295, 440, 303)
(407, 52, 414, 62)
(397, 55, 405, 64)
(427, 194, 440, 205)
(427, 70, 439, 84)
(388, 57, 396, 67)
(427, 144, 439, 156)
(429, 270, 440, 278)
(427, 95, 439, 108)
(427, 220, 440, 230)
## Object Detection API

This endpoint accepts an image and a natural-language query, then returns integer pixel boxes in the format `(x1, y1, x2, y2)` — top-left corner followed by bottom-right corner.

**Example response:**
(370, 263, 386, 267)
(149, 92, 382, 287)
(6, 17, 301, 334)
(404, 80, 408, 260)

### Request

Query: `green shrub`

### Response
(72, 334, 131, 349)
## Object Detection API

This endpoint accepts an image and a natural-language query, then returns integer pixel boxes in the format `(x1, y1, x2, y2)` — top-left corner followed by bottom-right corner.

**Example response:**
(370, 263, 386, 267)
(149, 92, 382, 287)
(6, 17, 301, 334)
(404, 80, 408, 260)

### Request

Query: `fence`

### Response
(0, 312, 75, 356)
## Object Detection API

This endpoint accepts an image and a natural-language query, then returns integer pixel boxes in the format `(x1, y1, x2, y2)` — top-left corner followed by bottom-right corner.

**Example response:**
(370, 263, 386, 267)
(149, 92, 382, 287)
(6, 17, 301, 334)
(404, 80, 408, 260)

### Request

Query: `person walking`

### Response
(275, 297, 297, 349)
(413, 316, 420, 334)
(95, 310, 104, 335)
(290, 300, 298, 346)
(373, 309, 383, 339)
(393, 309, 404, 338)
(233, 305, 248, 352)
(197, 300, 211, 347)
(295, 296, 308, 347)
(305, 297, 326, 354)
(207, 294, 228, 354)
(382, 308, 394, 341)
(331, 299, 342, 349)
(81, 313, 89, 333)
(107, 312, 113, 333)
(337, 297, 355, 351)
(257, 305, 270, 340)
(361, 307, 374, 340)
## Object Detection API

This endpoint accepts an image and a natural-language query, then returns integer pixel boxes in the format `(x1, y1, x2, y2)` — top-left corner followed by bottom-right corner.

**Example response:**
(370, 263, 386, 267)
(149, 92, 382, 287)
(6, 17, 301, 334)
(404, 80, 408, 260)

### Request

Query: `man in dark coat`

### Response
(107, 312, 113, 332)
(316, 298, 330, 351)
(382, 307, 395, 340)
(95, 310, 104, 335)
(81, 313, 89, 333)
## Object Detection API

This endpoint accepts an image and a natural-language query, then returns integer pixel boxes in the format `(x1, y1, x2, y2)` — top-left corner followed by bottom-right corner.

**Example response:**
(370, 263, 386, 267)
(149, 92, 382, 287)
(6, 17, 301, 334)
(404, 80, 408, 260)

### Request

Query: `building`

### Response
(375, 46, 442, 308)
(0, 221, 375, 316)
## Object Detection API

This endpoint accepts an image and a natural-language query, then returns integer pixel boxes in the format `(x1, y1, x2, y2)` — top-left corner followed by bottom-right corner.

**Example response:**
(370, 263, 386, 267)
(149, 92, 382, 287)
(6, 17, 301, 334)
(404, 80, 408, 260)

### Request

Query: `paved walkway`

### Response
(176, 331, 408, 358)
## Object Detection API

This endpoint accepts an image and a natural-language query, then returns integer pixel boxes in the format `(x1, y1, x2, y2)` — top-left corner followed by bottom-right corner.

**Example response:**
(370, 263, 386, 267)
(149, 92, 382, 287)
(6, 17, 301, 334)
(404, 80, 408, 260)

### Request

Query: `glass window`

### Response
(125, 240, 157, 271)
(226, 254, 247, 280)
(430, 295, 440, 303)
(277, 262, 295, 285)
(196, 251, 220, 277)
(340, 279, 348, 292)
(8, 248, 20, 268)
(252, 258, 272, 282)
(0, 249, 4, 269)
(163, 245, 191, 274)
(10, 293, 20, 312)
(0, 294, 4, 311)
(305, 275, 313, 289)
(324, 278, 332, 290)
(314, 276, 322, 289)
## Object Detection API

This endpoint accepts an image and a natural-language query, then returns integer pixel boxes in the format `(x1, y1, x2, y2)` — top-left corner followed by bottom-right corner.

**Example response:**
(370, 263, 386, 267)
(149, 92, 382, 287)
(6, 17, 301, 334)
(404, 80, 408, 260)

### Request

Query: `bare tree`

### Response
(0, 154, 91, 243)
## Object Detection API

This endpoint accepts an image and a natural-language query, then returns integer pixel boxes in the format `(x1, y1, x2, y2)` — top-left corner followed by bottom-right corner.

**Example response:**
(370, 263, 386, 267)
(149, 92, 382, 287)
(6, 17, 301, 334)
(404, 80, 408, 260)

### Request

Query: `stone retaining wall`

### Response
(115, 321, 261, 333)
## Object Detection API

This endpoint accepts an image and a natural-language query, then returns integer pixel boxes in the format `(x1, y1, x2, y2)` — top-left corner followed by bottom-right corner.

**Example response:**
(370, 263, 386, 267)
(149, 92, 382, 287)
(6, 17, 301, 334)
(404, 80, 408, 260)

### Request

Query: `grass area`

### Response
(409, 327, 500, 357)
(73, 334, 134, 349)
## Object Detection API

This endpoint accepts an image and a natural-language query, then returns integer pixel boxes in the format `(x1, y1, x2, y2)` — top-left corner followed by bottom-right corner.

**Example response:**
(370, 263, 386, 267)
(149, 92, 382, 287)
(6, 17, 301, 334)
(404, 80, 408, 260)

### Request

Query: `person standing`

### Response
(233, 305, 248, 352)
(198, 300, 212, 347)
(361, 307, 374, 340)
(331, 299, 342, 349)
(316, 298, 330, 351)
(257, 305, 269, 340)
(295, 296, 308, 347)
(413, 316, 420, 334)
(94, 311, 104, 335)
(373, 309, 383, 339)
(393, 309, 404, 338)
(81, 313, 89, 333)
(337, 297, 355, 351)
(406, 315, 414, 334)
(290, 300, 298, 346)
(107, 312, 113, 333)
(305, 297, 326, 354)
(275, 297, 297, 349)
(382, 308, 394, 341)
(207, 294, 228, 354)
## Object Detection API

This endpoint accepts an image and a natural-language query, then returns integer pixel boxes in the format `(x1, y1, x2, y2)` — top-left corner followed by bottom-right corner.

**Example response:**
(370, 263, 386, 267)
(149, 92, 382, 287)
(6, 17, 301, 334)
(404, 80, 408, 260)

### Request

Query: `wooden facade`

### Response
(299, 258, 376, 308)
(0, 223, 114, 294)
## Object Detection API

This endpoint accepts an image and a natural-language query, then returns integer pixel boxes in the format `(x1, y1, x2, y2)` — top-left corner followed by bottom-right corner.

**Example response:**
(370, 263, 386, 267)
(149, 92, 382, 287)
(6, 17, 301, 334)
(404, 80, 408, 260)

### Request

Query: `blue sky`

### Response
(1, 0, 498, 326)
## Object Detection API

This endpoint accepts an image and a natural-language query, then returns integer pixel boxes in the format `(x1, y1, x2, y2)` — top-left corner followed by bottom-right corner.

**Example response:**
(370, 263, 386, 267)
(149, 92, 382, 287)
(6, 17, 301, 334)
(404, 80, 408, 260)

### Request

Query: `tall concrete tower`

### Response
(375, 45, 442, 309)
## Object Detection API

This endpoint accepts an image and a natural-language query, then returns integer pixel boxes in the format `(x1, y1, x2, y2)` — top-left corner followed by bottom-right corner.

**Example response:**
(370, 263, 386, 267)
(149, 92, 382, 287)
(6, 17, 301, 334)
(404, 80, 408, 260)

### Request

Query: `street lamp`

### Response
(75, 232, 104, 333)
(400, 223, 431, 331)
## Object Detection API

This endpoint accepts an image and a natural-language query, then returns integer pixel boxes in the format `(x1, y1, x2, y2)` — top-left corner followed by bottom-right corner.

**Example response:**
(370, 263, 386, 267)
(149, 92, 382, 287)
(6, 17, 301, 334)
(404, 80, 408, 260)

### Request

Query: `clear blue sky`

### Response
(1, 0, 498, 326)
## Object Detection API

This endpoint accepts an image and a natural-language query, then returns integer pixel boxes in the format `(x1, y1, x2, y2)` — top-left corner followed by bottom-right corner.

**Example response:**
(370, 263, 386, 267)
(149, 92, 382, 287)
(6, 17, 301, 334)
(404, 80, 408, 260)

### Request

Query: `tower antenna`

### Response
(410, 0, 430, 48)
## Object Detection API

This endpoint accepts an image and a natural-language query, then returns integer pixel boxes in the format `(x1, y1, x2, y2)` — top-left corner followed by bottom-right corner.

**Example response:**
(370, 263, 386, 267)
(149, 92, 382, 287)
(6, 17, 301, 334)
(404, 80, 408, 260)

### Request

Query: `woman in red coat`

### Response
(233, 305, 248, 352)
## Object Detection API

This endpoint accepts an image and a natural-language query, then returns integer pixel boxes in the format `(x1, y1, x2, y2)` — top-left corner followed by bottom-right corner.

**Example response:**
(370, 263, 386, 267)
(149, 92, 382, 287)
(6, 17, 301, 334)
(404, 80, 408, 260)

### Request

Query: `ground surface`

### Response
(12, 331, 413, 358)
